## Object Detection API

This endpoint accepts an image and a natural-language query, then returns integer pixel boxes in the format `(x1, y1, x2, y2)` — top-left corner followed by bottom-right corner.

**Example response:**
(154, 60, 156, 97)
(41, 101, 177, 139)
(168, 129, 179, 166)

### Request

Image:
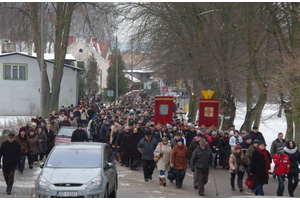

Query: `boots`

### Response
(159, 177, 163, 185)
(238, 179, 244, 192)
(117, 152, 122, 163)
(162, 177, 166, 186)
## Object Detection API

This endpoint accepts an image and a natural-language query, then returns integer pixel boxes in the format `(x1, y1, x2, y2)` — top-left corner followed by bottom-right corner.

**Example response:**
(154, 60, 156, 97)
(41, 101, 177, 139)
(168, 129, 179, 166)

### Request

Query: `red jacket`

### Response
(273, 153, 290, 176)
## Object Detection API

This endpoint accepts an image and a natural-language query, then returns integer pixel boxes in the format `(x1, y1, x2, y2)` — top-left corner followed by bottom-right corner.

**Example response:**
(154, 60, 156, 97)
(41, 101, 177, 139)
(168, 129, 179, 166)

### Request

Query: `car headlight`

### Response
(37, 175, 50, 187)
(87, 176, 102, 186)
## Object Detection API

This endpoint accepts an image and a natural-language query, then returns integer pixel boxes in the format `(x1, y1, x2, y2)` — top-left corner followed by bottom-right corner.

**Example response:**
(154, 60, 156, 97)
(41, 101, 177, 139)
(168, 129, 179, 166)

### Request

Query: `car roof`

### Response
(54, 142, 108, 150)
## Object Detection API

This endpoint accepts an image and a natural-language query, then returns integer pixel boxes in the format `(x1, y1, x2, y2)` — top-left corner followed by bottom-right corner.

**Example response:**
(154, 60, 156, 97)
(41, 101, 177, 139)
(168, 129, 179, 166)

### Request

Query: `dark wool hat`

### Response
(253, 126, 258, 130)
(277, 146, 284, 152)
(244, 135, 252, 141)
(77, 123, 82, 127)
(28, 128, 35, 133)
(145, 130, 152, 136)
(253, 139, 260, 144)
(8, 133, 15, 138)
(19, 127, 27, 133)
(258, 140, 265, 145)
(235, 144, 242, 150)
(178, 137, 184, 144)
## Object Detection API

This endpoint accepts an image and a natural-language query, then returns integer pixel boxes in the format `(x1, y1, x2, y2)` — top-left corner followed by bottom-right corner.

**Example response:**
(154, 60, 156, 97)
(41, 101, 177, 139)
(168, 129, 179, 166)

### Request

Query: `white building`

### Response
(0, 52, 83, 116)
(67, 36, 111, 93)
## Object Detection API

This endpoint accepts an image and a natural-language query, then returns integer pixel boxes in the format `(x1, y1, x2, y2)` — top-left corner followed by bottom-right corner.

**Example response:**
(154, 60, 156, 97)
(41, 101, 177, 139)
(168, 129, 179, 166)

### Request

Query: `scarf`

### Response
(234, 152, 242, 166)
(257, 147, 270, 180)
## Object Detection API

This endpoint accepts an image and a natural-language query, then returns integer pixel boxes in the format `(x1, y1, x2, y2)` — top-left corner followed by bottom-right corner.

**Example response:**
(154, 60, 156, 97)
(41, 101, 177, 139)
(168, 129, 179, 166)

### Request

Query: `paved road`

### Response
(0, 161, 299, 198)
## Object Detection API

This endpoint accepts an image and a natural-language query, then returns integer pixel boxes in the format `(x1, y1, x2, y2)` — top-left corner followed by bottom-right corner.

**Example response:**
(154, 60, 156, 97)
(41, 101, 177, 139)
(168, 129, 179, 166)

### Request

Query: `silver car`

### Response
(35, 142, 118, 198)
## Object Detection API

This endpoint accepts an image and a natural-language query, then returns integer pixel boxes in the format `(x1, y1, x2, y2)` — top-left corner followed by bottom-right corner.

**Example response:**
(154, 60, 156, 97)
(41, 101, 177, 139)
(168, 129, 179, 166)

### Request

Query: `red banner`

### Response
(155, 96, 174, 126)
(198, 98, 219, 128)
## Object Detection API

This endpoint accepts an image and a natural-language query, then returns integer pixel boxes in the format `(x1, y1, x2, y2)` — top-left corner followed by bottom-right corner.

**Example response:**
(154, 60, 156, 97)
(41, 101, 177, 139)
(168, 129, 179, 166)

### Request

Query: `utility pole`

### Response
(115, 30, 118, 101)
(131, 39, 134, 100)
(40, 2, 45, 117)
(100, 69, 102, 94)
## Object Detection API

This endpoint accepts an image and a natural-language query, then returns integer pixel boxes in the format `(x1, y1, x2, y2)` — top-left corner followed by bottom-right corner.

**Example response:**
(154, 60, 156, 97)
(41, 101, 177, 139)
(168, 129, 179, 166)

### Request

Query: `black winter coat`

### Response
(186, 130, 196, 148)
(116, 131, 130, 151)
(284, 140, 300, 174)
(218, 137, 231, 156)
(0, 140, 21, 171)
(71, 129, 89, 142)
(124, 133, 143, 159)
(45, 129, 55, 154)
(249, 131, 265, 144)
(250, 149, 272, 185)
(210, 135, 220, 153)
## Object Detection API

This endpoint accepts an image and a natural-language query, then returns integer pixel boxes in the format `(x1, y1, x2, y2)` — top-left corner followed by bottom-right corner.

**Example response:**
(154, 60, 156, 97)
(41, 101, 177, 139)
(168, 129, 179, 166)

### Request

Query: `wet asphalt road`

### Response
(1, 160, 299, 198)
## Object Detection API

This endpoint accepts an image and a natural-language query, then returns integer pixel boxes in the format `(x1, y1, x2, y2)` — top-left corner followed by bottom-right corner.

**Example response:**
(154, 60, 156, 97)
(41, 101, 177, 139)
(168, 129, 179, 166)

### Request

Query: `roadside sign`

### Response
(130, 85, 135, 90)
(162, 86, 168, 94)
(181, 92, 188, 99)
(201, 90, 215, 99)
(107, 90, 114, 97)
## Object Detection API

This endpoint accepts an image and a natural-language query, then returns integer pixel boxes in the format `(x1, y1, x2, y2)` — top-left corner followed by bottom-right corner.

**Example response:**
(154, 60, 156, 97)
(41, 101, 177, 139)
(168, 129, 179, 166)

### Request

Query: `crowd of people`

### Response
(0, 92, 299, 197)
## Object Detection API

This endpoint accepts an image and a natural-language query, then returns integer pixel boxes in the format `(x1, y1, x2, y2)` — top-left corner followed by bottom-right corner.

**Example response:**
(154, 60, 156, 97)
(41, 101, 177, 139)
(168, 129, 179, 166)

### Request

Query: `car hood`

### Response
(42, 168, 102, 184)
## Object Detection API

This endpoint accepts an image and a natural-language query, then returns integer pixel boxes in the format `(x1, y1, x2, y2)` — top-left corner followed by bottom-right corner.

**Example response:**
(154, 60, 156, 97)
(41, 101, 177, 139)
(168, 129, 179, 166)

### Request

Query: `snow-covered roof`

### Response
(29, 53, 76, 60)
(123, 69, 154, 73)
(125, 74, 141, 83)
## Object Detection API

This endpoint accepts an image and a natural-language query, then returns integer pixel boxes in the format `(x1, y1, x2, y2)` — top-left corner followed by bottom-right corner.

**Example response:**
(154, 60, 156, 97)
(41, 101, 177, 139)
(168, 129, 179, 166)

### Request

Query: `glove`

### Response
(232, 169, 237, 174)
(159, 153, 163, 157)
(191, 168, 195, 172)
(170, 163, 174, 168)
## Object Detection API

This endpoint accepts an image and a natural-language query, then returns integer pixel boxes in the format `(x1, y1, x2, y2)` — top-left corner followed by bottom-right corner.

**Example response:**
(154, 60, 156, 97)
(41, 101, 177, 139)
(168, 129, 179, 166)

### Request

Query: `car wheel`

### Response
(104, 184, 109, 198)
(108, 178, 117, 198)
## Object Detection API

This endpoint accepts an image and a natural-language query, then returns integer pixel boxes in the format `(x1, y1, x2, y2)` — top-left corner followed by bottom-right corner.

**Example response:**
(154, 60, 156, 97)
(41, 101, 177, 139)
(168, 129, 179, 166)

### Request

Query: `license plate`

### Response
(57, 191, 78, 197)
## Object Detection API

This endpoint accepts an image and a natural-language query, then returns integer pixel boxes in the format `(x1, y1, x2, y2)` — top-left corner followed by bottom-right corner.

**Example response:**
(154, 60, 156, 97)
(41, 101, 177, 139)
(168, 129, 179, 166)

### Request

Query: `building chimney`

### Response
(1, 39, 14, 53)
(28, 41, 33, 56)
(91, 37, 97, 44)
(67, 35, 75, 47)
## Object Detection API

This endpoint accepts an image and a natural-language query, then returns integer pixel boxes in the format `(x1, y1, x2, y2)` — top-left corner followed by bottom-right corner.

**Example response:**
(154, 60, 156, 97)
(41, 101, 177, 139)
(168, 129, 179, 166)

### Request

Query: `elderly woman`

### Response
(170, 137, 190, 189)
(154, 137, 172, 186)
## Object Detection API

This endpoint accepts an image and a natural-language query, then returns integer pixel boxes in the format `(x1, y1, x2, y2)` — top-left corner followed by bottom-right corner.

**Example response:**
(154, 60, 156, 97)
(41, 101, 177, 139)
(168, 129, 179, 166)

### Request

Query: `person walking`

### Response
(37, 127, 47, 162)
(117, 126, 131, 167)
(190, 139, 214, 196)
(44, 124, 55, 158)
(14, 127, 32, 174)
(218, 132, 231, 169)
(229, 144, 245, 192)
(124, 127, 143, 170)
(137, 131, 158, 182)
(0, 133, 21, 195)
(249, 126, 265, 144)
(71, 124, 89, 142)
(250, 140, 271, 196)
(273, 146, 290, 196)
(27, 129, 39, 169)
(283, 140, 300, 197)
(153, 137, 172, 186)
(270, 133, 286, 179)
(170, 137, 190, 189)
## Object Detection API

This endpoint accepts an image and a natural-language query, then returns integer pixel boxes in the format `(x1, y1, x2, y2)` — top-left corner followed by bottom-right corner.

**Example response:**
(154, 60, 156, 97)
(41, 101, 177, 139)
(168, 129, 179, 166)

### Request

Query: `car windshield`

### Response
(57, 128, 75, 137)
(46, 149, 101, 168)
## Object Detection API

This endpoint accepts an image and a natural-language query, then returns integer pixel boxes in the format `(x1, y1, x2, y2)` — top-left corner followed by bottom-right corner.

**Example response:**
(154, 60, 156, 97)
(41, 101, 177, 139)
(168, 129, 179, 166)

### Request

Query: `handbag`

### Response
(167, 167, 176, 181)
(245, 174, 253, 189)
(153, 143, 162, 162)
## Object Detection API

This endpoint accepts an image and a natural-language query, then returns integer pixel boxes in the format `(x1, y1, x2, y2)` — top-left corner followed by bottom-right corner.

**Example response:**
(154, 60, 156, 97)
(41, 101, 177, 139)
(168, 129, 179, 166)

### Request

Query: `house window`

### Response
(3, 63, 27, 80)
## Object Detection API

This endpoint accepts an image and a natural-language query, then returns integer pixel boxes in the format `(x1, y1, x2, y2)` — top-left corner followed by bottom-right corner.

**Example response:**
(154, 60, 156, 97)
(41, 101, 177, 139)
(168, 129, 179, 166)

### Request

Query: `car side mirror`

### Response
(39, 162, 44, 169)
(108, 163, 113, 169)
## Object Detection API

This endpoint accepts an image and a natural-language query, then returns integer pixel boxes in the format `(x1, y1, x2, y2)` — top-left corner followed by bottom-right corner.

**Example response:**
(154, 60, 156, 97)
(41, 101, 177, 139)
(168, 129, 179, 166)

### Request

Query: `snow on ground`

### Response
(234, 102, 286, 151)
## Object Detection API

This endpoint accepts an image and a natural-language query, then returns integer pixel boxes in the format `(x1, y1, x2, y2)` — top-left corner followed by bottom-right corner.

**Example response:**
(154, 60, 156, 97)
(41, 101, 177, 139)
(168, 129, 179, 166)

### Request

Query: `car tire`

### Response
(108, 178, 117, 198)
(104, 184, 109, 198)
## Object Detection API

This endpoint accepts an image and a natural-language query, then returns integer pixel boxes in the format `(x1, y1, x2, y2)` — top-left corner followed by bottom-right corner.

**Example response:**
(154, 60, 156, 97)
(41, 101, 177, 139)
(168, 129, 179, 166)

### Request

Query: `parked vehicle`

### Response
(35, 142, 118, 198)
(54, 127, 88, 145)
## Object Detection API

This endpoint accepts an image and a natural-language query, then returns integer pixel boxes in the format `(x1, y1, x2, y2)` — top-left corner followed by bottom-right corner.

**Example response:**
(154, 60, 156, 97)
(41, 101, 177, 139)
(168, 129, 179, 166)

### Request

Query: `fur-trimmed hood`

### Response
(284, 140, 298, 154)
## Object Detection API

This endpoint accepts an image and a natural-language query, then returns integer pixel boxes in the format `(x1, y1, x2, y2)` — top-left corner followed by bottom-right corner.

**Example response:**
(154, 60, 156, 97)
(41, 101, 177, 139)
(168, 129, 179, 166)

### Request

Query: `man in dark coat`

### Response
(250, 140, 272, 196)
(117, 126, 131, 167)
(100, 120, 111, 143)
(0, 133, 21, 195)
(137, 130, 158, 181)
(124, 127, 143, 170)
(44, 124, 55, 158)
(71, 124, 89, 142)
(249, 126, 265, 144)
(218, 132, 231, 169)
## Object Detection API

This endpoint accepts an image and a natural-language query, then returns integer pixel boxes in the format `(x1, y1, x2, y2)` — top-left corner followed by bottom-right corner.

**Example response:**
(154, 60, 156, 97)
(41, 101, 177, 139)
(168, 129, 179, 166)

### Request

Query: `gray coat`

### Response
(190, 146, 214, 171)
(137, 137, 158, 161)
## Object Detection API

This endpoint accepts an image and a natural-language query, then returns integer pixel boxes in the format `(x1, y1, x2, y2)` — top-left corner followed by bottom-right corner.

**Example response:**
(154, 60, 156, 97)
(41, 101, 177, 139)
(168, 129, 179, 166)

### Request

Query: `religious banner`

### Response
(198, 98, 219, 128)
(155, 96, 174, 126)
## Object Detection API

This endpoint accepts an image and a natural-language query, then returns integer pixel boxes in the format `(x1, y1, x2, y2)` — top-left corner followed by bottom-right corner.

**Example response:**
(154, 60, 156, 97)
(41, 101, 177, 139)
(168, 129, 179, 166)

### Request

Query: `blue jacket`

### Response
(137, 137, 158, 160)
(155, 130, 171, 142)
(100, 123, 111, 143)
